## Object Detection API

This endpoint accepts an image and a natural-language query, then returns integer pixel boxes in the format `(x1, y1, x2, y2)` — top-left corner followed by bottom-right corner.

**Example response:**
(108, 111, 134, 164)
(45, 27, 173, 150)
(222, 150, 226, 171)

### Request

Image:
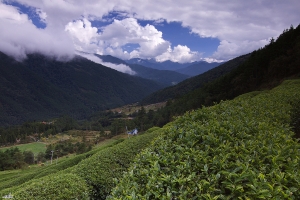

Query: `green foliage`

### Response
(0, 143, 46, 156)
(109, 79, 300, 199)
(0, 147, 28, 170)
(12, 173, 89, 200)
(140, 24, 300, 129)
(71, 130, 160, 199)
(0, 117, 73, 146)
(291, 102, 300, 139)
(0, 133, 158, 199)
(0, 139, 119, 193)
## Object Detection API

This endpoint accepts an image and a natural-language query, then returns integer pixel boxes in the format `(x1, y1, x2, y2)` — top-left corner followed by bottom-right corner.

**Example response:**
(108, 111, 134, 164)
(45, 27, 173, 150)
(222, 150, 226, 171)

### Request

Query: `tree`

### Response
(37, 152, 46, 163)
(134, 106, 147, 131)
(23, 151, 34, 164)
(13, 151, 26, 169)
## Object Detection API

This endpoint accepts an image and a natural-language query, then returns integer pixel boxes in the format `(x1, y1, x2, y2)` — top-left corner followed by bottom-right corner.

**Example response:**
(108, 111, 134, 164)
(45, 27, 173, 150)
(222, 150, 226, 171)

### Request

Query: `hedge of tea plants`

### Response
(12, 173, 89, 200)
(109, 79, 300, 199)
(0, 139, 120, 195)
(71, 128, 160, 199)
(1, 128, 160, 199)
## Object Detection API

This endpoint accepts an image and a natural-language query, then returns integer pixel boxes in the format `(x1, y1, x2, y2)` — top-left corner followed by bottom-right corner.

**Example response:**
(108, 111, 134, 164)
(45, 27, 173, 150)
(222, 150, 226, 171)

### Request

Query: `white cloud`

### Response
(212, 39, 269, 60)
(1, 0, 300, 62)
(77, 52, 136, 75)
(0, 3, 27, 22)
(66, 19, 98, 45)
(65, 17, 173, 61)
(99, 18, 170, 59)
(36, 8, 47, 23)
(156, 45, 202, 63)
(119, 0, 299, 60)
(0, 3, 74, 60)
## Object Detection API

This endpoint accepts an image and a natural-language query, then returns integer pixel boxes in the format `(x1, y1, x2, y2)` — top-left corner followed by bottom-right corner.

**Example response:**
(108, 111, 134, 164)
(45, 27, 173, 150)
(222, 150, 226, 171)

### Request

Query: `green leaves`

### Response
(12, 173, 89, 200)
(71, 129, 160, 199)
(110, 79, 300, 199)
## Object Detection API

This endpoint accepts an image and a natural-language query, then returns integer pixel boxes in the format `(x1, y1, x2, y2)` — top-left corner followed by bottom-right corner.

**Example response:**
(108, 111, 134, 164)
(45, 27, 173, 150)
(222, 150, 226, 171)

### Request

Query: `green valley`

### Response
(0, 24, 300, 199)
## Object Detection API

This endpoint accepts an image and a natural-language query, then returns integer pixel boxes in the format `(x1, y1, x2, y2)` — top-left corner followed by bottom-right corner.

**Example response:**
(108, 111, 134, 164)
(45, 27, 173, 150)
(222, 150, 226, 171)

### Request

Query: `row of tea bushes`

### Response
(109, 79, 300, 199)
(12, 174, 89, 200)
(71, 128, 160, 199)
(0, 139, 120, 194)
(1, 128, 160, 199)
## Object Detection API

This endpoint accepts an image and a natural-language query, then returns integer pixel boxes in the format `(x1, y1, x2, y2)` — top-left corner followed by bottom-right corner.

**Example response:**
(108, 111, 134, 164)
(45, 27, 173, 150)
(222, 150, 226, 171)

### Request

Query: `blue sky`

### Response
(1, 0, 300, 66)
(138, 20, 220, 58)
(5, 1, 47, 28)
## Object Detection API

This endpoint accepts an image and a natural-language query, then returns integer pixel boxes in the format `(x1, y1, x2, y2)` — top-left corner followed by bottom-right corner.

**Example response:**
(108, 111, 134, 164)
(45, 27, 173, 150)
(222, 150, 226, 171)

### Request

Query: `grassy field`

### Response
(0, 137, 122, 193)
(0, 142, 46, 156)
(109, 101, 166, 115)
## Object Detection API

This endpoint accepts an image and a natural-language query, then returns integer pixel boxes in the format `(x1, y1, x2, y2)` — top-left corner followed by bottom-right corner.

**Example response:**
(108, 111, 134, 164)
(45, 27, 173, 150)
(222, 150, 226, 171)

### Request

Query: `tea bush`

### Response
(0, 139, 120, 197)
(110, 79, 300, 199)
(12, 173, 89, 200)
(1, 129, 160, 199)
(72, 129, 160, 199)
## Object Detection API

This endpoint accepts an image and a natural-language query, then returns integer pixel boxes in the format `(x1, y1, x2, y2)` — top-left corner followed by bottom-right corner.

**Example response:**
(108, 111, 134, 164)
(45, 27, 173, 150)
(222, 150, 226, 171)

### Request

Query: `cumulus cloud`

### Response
(212, 39, 269, 60)
(125, 0, 299, 60)
(65, 17, 205, 63)
(77, 52, 136, 75)
(35, 8, 47, 23)
(1, 0, 299, 63)
(0, 3, 74, 60)
(65, 18, 99, 54)
(65, 17, 172, 61)
(156, 45, 202, 63)
(98, 18, 171, 59)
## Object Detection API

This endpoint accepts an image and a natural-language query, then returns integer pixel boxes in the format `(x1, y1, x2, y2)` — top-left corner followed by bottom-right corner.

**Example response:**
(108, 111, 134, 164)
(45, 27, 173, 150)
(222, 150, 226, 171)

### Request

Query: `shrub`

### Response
(0, 139, 120, 196)
(109, 79, 300, 199)
(72, 130, 160, 199)
(12, 173, 89, 200)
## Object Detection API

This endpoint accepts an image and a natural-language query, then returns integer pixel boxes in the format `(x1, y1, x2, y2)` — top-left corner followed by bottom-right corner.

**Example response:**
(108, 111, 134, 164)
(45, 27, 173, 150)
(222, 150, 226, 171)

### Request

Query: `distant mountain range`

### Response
(141, 54, 250, 104)
(141, 24, 300, 119)
(0, 52, 163, 125)
(175, 61, 222, 76)
(126, 58, 192, 70)
(126, 58, 222, 76)
(96, 55, 190, 86)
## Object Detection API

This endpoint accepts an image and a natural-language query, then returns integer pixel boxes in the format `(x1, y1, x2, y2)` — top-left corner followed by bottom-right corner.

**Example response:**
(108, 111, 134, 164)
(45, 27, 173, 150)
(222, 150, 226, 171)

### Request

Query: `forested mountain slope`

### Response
(129, 64, 189, 86)
(126, 58, 192, 70)
(145, 25, 300, 118)
(141, 54, 250, 104)
(97, 55, 190, 86)
(175, 61, 221, 76)
(0, 53, 162, 126)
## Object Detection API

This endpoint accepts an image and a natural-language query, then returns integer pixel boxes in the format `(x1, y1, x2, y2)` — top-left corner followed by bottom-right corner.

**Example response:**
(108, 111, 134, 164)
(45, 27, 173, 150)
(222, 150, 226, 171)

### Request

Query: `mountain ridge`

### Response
(96, 55, 190, 86)
(0, 52, 163, 126)
(126, 58, 198, 70)
(143, 24, 300, 122)
(175, 61, 222, 76)
(141, 53, 250, 104)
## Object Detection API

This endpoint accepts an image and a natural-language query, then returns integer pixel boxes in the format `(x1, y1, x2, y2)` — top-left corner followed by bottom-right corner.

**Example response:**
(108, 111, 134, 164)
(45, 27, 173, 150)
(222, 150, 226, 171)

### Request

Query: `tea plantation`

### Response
(109, 79, 300, 199)
(0, 128, 159, 199)
(1, 79, 300, 199)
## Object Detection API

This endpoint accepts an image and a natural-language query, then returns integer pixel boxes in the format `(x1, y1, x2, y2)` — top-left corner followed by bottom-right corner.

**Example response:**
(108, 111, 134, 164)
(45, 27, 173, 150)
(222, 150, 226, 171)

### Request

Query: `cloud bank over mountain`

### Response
(77, 52, 136, 75)
(1, 0, 299, 63)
